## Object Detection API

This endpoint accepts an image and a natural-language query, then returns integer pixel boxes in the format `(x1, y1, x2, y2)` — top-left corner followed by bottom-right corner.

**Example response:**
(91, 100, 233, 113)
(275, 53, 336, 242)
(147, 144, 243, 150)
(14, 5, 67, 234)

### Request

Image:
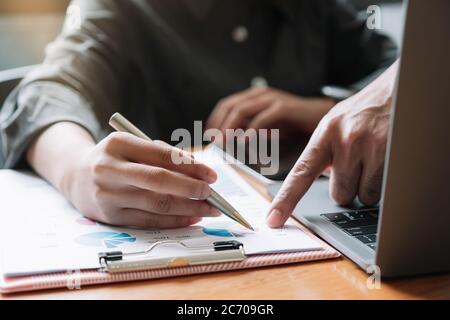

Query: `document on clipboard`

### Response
(0, 147, 339, 292)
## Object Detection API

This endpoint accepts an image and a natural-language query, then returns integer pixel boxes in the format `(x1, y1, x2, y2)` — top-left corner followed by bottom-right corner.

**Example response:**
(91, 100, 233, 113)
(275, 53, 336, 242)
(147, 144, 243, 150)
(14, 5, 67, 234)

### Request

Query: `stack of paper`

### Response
(0, 147, 324, 279)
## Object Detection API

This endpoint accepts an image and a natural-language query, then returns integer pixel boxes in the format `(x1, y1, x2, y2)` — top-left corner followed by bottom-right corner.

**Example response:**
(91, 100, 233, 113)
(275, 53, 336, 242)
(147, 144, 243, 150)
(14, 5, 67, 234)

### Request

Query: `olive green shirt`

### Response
(0, 0, 397, 168)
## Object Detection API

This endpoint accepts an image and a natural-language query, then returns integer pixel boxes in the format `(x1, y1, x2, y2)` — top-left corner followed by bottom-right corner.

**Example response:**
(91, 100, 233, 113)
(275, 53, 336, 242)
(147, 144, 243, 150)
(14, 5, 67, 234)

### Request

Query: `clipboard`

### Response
(0, 220, 340, 294)
(0, 154, 341, 294)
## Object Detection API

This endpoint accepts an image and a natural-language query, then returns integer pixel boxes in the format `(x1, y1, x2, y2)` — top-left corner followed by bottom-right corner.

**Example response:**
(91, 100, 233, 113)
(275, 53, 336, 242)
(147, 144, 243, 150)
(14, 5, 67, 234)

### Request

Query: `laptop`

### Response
(268, 0, 450, 277)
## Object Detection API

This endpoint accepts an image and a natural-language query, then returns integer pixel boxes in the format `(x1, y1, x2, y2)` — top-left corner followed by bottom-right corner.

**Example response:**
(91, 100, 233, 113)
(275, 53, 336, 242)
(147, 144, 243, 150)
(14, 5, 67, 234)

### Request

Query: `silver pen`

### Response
(109, 112, 254, 231)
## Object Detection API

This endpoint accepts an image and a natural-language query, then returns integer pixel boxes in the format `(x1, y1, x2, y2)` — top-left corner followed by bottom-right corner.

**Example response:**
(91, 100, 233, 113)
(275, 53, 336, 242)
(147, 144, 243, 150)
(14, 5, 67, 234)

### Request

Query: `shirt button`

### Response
(232, 26, 249, 43)
(251, 76, 268, 88)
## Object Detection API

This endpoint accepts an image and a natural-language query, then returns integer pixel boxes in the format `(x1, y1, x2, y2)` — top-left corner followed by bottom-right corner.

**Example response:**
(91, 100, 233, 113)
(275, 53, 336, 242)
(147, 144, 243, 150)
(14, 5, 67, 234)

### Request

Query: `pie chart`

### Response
(75, 232, 136, 248)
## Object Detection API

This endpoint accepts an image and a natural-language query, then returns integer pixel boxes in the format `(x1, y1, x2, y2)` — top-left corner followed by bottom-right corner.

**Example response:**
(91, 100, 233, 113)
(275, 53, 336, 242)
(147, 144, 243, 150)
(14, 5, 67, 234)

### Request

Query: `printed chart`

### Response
(75, 232, 137, 248)
(201, 221, 256, 238)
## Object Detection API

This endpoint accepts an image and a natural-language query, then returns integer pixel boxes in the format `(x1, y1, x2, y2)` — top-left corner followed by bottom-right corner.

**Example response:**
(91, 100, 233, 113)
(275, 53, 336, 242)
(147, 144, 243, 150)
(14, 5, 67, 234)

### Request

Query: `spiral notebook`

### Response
(0, 148, 339, 294)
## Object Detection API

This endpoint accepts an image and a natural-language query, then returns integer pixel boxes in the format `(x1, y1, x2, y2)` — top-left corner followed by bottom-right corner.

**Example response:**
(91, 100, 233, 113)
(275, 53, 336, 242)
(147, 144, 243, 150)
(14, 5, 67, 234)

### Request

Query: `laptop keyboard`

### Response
(321, 208, 379, 250)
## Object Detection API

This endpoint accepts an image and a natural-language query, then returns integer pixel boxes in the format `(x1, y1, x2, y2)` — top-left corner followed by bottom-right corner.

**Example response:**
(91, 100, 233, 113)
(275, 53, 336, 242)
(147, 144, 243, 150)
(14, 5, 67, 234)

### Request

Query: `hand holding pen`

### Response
(50, 120, 223, 229)
(109, 113, 254, 230)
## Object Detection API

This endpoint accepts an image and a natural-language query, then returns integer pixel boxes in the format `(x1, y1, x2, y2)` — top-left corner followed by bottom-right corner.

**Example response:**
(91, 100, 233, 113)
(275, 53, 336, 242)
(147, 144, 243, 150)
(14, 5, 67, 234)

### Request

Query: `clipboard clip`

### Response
(98, 240, 245, 273)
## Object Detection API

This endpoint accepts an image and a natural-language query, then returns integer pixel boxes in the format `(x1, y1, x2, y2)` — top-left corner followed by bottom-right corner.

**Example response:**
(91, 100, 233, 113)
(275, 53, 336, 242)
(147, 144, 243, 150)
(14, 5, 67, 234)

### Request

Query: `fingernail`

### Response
(209, 208, 222, 217)
(266, 209, 282, 228)
(207, 170, 217, 183)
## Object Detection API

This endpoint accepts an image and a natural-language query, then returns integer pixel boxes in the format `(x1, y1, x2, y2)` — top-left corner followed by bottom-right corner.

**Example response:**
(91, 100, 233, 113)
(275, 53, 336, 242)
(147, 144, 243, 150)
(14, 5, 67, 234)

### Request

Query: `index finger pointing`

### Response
(267, 134, 331, 228)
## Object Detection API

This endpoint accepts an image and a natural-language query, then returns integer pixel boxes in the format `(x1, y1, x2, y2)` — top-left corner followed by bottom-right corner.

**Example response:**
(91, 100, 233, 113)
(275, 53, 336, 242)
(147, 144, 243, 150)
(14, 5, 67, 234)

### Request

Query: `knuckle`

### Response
(331, 181, 354, 205)
(291, 148, 321, 179)
(364, 104, 384, 115)
(272, 101, 283, 111)
(154, 194, 173, 213)
(221, 100, 235, 112)
(140, 167, 165, 189)
(192, 181, 210, 199)
(103, 132, 125, 154)
(372, 133, 388, 151)
(234, 108, 245, 118)
(228, 109, 244, 124)
(360, 180, 382, 205)
(322, 115, 342, 134)
(92, 158, 110, 179)
(160, 146, 174, 165)
(150, 168, 168, 190)
(342, 127, 365, 147)
(291, 160, 314, 179)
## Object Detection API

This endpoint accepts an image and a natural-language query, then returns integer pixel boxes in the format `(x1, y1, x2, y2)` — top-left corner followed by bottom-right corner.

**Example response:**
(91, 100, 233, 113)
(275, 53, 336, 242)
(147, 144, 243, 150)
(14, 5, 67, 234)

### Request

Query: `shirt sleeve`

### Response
(0, 0, 139, 168)
(326, 0, 398, 91)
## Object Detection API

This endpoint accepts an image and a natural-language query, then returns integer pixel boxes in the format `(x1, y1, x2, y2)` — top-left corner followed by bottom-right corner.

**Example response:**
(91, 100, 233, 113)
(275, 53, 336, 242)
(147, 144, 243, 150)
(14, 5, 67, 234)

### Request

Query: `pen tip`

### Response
(245, 224, 255, 232)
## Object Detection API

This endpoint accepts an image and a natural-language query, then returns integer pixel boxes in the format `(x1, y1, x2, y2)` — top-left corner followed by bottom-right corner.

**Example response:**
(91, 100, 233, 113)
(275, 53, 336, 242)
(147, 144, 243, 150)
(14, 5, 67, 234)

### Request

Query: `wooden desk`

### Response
(2, 169, 450, 300)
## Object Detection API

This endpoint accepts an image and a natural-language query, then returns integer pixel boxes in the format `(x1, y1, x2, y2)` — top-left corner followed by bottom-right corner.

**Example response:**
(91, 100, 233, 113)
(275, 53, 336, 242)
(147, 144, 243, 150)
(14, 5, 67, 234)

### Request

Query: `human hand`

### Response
(64, 132, 220, 229)
(266, 62, 399, 228)
(206, 87, 335, 137)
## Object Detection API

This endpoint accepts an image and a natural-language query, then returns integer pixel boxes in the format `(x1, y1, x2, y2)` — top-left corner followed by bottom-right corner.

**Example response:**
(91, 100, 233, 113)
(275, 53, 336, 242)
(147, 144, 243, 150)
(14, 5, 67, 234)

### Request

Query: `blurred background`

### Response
(0, 0, 404, 72)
